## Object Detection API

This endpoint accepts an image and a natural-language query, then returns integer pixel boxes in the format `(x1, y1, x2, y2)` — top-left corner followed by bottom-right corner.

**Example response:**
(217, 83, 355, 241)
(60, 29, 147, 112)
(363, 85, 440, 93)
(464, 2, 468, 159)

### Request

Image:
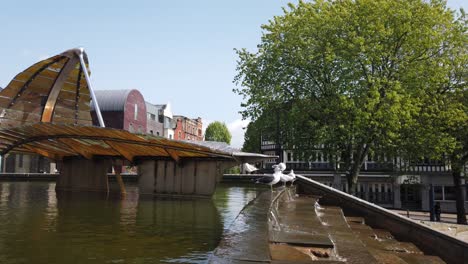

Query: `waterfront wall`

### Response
(296, 175, 468, 264)
(138, 160, 237, 197)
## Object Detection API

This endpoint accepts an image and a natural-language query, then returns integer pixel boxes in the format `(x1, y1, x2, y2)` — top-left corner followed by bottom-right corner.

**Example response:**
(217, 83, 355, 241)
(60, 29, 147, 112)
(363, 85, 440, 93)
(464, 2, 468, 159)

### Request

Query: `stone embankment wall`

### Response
(296, 175, 468, 264)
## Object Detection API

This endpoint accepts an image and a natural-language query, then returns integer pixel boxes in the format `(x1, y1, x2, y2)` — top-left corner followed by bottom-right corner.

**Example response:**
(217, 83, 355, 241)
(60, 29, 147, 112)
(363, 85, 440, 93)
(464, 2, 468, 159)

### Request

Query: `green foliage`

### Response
(242, 110, 278, 153)
(205, 121, 232, 144)
(224, 166, 241, 174)
(242, 121, 261, 153)
(234, 0, 467, 192)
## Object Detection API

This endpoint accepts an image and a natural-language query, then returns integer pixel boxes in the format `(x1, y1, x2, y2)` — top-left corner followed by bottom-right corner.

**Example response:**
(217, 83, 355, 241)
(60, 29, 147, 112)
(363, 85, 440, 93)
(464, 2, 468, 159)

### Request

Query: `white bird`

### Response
(255, 165, 282, 191)
(280, 169, 296, 186)
(277, 162, 287, 172)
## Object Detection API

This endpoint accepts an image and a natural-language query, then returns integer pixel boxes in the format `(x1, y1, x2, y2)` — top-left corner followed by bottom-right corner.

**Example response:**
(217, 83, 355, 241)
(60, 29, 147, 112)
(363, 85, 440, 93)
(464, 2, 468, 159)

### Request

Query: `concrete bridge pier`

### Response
(138, 159, 237, 197)
(56, 157, 111, 193)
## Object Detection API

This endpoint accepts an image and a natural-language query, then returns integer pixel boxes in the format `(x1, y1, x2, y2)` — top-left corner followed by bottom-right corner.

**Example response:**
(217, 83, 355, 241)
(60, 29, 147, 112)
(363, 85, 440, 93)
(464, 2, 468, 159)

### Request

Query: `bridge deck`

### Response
(0, 123, 259, 162)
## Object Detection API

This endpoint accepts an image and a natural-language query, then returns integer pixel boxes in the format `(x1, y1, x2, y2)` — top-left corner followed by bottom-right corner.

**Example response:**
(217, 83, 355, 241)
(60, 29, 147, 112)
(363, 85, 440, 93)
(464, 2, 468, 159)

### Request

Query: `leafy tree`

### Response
(394, 9, 468, 223)
(242, 121, 261, 153)
(205, 121, 232, 144)
(234, 0, 466, 194)
(242, 109, 279, 153)
(403, 85, 468, 224)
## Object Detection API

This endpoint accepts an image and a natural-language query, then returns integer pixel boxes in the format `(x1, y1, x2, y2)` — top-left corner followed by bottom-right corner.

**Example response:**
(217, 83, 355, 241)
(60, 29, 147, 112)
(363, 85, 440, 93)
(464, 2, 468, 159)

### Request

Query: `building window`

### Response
(134, 104, 138, 120)
(434, 186, 443, 200)
(129, 123, 134, 133)
(287, 152, 292, 162)
(149, 113, 156, 121)
(178, 131, 181, 139)
(435, 185, 456, 201)
(156, 132, 160, 136)
(169, 135, 173, 139)
(444, 186, 456, 201)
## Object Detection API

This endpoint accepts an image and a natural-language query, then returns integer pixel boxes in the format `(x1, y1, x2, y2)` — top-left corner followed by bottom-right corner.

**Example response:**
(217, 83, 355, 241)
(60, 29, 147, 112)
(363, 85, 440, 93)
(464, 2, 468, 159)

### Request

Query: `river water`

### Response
(0, 181, 263, 263)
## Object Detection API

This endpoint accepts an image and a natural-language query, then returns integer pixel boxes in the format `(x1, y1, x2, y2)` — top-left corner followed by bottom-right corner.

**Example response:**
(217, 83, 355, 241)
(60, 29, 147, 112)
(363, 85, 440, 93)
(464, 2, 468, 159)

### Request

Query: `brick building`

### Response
(173, 116, 203, 141)
(91, 89, 147, 133)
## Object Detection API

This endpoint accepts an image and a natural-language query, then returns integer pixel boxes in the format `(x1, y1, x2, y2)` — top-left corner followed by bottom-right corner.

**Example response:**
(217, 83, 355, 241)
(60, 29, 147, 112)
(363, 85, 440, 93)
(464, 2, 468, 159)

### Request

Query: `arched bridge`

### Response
(0, 48, 271, 196)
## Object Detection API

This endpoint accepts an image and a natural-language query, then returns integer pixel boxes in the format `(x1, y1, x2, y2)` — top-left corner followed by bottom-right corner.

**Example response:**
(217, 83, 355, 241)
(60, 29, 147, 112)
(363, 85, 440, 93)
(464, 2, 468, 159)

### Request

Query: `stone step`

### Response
(395, 253, 445, 264)
(314, 206, 381, 263)
(270, 229, 334, 248)
(346, 216, 366, 225)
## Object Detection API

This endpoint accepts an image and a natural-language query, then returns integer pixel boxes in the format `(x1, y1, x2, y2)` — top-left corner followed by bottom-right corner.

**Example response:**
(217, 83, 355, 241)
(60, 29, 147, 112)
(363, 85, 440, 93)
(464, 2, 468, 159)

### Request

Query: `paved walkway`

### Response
(392, 209, 468, 243)
(391, 209, 468, 224)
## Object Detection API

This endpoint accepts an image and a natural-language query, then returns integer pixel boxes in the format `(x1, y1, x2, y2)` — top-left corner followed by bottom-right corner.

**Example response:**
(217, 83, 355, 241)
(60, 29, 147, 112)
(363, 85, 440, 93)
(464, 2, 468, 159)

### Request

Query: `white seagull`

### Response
(277, 162, 287, 172)
(280, 169, 296, 186)
(255, 164, 282, 191)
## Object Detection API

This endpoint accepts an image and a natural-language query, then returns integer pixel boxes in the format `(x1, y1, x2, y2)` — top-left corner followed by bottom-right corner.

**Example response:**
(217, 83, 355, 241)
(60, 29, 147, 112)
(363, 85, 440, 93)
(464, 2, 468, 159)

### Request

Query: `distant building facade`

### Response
(146, 102, 175, 139)
(91, 89, 147, 133)
(173, 116, 203, 141)
(260, 137, 468, 213)
(2, 153, 51, 173)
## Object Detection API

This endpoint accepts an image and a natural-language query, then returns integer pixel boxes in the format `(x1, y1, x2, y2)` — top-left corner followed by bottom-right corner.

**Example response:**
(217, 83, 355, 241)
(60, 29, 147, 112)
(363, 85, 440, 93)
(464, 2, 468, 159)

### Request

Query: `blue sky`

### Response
(0, 0, 466, 148)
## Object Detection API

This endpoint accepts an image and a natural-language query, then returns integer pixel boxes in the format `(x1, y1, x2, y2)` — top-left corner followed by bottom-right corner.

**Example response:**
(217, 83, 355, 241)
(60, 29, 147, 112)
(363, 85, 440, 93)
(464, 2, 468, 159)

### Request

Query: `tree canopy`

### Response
(234, 0, 467, 193)
(205, 121, 232, 144)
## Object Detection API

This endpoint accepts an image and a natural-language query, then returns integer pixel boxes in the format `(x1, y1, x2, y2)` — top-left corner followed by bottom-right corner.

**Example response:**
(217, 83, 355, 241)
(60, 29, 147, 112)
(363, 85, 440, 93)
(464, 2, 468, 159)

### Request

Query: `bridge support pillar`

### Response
(56, 157, 111, 193)
(138, 159, 236, 197)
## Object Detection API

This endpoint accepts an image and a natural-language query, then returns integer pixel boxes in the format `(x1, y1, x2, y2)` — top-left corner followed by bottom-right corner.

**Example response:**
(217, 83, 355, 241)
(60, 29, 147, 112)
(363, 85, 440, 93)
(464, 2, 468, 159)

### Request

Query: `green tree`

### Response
(234, 0, 466, 194)
(402, 84, 468, 224)
(242, 122, 261, 153)
(395, 10, 468, 223)
(205, 121, 232, 144)
(241, 110, 278, 153)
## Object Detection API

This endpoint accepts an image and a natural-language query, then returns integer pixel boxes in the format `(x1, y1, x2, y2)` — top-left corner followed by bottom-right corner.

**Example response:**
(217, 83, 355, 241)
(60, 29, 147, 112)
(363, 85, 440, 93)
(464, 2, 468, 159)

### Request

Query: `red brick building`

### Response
(91, 89, 147, 133)
(174, 116, 203, 141)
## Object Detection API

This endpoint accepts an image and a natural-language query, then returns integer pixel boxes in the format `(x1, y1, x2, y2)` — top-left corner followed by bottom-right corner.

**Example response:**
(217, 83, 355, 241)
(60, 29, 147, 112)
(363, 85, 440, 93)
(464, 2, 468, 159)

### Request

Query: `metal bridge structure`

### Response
(0, 48, 270, 196)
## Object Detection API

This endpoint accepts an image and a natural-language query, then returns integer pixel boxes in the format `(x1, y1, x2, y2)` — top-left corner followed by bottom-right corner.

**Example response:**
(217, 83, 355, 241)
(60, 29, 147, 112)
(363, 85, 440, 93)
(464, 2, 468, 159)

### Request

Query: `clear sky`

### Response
(0, 0, 466, 148)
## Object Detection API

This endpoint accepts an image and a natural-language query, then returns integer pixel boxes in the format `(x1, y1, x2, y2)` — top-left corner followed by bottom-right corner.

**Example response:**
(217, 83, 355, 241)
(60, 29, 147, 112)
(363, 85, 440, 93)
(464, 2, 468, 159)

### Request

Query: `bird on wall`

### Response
(280, 169, 296, 186)
(277, 162, 286, 172)
(255, 164, 282, 191)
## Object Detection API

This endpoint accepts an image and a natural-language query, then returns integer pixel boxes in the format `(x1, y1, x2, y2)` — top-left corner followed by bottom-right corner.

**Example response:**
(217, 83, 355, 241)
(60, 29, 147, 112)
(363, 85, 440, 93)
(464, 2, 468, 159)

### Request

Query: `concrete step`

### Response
(346, 216, 366, 225)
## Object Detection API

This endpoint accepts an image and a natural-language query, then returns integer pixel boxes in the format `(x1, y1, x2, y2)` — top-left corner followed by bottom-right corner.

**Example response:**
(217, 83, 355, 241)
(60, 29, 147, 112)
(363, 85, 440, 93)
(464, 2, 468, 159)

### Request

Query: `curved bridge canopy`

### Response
(0, 48, 273, 164)
(0, 123, 234, 162)
(0, 48, 93, 128)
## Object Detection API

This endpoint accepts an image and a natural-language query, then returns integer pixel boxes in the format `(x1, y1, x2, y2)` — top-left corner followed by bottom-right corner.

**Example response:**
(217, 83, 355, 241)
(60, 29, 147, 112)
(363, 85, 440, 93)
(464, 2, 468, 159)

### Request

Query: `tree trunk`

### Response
(346, 143, 369, 195)
(452, 162, 467, 225)
(347, 160, 362, 195)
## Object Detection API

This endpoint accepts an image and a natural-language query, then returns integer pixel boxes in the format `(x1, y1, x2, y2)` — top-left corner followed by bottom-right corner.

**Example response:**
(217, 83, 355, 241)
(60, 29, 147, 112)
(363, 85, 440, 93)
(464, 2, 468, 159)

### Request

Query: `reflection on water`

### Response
(0, 181, 261, 263)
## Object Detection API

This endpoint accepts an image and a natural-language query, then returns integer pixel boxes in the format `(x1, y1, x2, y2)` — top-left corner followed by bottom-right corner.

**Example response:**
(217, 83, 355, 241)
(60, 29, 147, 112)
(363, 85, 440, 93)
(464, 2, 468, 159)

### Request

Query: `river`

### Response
(0, 181, 263, 263)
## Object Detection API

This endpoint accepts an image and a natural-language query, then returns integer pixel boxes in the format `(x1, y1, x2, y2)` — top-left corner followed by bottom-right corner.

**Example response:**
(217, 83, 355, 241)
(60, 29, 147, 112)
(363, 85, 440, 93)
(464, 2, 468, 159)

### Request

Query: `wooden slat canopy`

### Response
(0, 123, 234, 162)
(0, 48, 275, 164)
(0, 48, 92, 128)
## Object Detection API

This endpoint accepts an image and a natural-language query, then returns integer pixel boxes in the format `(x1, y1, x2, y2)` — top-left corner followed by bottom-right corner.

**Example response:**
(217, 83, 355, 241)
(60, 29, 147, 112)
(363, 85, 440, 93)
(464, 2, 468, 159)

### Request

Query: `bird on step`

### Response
(255, 164, 282, 191)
